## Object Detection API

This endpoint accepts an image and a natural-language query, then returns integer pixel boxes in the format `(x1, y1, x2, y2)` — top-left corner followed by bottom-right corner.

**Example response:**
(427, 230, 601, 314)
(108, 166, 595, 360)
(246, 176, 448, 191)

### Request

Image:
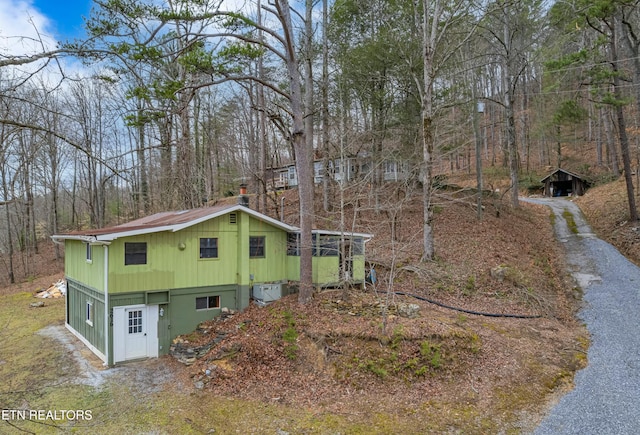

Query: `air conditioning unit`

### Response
(252, 283, 282, 302)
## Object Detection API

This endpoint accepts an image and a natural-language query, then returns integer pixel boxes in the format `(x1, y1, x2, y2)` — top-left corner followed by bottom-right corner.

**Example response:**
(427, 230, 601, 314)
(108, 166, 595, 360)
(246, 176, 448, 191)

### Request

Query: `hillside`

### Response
(576, 177, 640, 266)
(168, 185, 587, 433)
(0, 183, 592, 432)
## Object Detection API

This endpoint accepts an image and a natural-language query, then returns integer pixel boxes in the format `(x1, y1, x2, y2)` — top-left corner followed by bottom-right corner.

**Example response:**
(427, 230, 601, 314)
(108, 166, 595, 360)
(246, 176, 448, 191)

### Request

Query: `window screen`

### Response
(287, 233, 299, 256)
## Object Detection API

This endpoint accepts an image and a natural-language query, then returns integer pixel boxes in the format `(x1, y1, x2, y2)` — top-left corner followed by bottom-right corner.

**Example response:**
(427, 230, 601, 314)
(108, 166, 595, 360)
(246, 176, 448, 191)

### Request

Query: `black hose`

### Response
(392, 291, 542, 319)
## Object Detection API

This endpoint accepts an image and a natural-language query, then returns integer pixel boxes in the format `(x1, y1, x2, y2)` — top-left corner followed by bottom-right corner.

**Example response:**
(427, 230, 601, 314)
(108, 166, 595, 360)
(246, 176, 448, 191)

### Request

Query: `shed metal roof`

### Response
(540, 168, 587, 183)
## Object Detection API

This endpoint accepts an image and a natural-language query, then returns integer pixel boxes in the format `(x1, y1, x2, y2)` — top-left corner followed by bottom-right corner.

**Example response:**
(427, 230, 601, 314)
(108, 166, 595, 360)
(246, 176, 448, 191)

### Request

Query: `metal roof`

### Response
(52, 203, 373, 244)
(540, 168, 587, 183)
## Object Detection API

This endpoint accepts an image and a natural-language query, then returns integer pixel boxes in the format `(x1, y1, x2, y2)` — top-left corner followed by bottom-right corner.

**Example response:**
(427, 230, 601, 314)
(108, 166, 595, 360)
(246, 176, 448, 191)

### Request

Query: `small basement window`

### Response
(86, 302, 94, 326)
(196, 295, 220, 310)
(125, 242, 147, 265)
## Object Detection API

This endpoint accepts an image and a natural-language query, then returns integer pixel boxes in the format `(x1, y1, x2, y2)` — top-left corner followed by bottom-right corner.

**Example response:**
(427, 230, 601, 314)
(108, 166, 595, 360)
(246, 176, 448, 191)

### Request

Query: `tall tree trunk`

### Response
(420, 0, 440, 261)
(604, 107, 620, 175)
(596, 105, 603, 167)
(0, 121, 15, 283)
(177, 93, 196, 209)
(502, 8, 520, 208)
(248, 85, 258, 207)
(472, 87, 483, 221)
(136, 107, 149, 216)
(257, 38, 268, 213)
(158, 118, 174, 209)
(304, 0, 315, 191)
(72, 153, 78, 227)
(321, 0, 331, 213)
(556, 124, 562, 168)
(46, 131, 62, 260)
(0, 162, 15, 284)
(276, 0, 314, 304)
(610, 20, 637, 221)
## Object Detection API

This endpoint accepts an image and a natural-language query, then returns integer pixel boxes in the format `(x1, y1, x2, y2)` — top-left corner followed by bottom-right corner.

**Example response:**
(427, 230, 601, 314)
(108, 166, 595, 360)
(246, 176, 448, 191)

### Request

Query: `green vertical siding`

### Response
(64, 241, 104, 291)
(236, 212, 250, 289)
(109, 293, 146, 307)
(168, 286, 237, 338)
(313, 257, 340, 284)
(158, 303, 170, 355)
(352, 255, 366, 284)
(248, 216, 288, 284)
(286, 256, 300, 281)
(108, 215, 240, 293)
(67, 211, 368, 294)
(106, 286, 238, 360)
(286, 250, 366, 285)
(67, 278, 106, 354)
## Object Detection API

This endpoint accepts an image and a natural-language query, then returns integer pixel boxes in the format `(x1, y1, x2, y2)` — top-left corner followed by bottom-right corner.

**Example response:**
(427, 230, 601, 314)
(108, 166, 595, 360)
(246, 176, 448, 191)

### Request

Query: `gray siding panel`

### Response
(67, 278, 106, 355)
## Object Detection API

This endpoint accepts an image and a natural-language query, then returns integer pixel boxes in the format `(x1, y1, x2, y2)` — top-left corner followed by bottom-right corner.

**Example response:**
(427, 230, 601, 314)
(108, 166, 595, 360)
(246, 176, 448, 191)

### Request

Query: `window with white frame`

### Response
(86, 302, 94, 326)
(85, 243, 93, 263)
(128, 309, 143, 334)
(384, 161, 396, 174)
(199, 238, 218, 258)
(196, 295, 220, 310)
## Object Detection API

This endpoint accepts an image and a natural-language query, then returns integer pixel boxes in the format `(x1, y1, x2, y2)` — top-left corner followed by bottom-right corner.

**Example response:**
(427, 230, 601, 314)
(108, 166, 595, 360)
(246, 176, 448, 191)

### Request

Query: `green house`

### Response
(52, 204, 372, 366)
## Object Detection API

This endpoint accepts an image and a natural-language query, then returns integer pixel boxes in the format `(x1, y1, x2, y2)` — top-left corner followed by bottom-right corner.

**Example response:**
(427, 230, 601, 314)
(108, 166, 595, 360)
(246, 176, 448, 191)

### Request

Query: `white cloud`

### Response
(0, 0, 92, 87)
(0, 0, 57, 56)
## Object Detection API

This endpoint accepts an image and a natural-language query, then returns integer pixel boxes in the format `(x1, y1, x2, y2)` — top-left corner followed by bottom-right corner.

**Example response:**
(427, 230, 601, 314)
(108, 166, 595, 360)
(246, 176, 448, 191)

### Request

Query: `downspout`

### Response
(103, 245, 109, 366)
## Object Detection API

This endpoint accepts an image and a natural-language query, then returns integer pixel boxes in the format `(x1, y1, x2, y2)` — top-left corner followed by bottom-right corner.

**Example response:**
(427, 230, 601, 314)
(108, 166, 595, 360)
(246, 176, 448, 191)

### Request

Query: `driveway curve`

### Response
(522, 197, 640, 435)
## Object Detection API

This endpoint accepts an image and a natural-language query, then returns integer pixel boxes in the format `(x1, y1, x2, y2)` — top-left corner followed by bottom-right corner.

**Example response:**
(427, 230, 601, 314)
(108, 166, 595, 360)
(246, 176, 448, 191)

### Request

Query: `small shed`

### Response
(541, 168, 589, 197)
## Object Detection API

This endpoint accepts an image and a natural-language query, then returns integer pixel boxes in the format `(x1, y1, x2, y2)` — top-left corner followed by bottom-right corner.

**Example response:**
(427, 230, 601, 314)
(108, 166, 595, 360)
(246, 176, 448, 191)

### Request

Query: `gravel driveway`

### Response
(523, 197, 640, 435)
(39, 324, 176, 393)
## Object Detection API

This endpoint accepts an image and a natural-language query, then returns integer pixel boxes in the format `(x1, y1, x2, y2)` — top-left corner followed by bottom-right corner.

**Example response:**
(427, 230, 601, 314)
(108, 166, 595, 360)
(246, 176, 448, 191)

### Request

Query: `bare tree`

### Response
(417, 0, 481, 260)
(481, 0, 547, 208)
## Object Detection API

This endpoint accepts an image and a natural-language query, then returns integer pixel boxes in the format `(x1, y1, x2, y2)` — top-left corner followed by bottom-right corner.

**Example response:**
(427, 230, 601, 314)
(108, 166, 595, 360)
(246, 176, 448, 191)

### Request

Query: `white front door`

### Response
(113, 305, 159, 363)
(124, 307, 146, 360)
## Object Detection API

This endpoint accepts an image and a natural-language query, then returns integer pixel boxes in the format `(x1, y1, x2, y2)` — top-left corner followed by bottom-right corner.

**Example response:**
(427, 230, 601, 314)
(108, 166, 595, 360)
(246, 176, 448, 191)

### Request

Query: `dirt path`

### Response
(524, 198, 640, 434)
(38, 325, 177, 393)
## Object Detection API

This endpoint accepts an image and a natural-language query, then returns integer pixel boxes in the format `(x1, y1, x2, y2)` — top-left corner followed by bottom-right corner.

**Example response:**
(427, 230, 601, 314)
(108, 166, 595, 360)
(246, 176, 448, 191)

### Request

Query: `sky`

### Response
(0, 0, 250, 55)
(0, 0, 91, 55)
(30, 0, 92, 39)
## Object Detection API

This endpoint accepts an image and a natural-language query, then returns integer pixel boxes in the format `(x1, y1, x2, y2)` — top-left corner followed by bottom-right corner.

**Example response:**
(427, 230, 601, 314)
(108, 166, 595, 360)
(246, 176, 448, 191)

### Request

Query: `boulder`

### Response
(397, 303, 420, 318)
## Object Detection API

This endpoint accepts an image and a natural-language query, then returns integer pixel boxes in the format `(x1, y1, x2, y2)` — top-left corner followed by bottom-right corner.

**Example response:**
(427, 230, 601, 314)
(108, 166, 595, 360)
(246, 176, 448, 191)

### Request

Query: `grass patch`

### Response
(562, 209, 579, 234)
(0, 292, 436, 434)
(0, 293, 67, 407)
(280, 309, 299, 360)
(0, 279, 582, 434)
(340, 326, 482, 383)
